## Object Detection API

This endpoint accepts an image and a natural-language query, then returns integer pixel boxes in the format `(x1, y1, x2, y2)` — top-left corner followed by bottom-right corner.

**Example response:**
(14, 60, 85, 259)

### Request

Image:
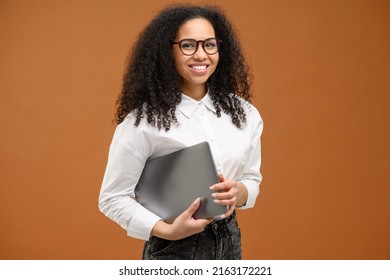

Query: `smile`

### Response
(190, 65, 208, 70)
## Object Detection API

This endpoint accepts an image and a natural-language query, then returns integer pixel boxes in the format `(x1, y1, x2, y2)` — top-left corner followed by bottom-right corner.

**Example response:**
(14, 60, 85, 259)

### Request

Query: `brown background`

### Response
(1, 0, 389, 259)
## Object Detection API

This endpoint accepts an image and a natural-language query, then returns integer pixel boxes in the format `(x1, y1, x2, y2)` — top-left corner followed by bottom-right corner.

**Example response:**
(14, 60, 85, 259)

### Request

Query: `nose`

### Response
(193, 45, 207, 60)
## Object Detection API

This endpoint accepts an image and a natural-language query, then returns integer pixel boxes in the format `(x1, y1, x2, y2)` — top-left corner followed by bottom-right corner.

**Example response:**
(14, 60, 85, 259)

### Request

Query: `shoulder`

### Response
(112, 113, 155, 160)
(233, 95, 263, 134)
(234, 95, 261, 119)
(112, 112, 155, 152)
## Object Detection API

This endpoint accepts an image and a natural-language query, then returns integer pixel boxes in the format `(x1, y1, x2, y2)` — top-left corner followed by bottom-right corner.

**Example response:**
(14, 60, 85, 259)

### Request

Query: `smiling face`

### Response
(172, 18, 219, 99)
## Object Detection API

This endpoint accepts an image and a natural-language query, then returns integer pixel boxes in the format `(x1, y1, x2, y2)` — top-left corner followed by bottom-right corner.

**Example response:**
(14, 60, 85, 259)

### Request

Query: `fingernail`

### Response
(209, 186, 215, 190)
(213, 199, 220, 204)
(211, 193, 217, 198)
(214, 214, 226, 221)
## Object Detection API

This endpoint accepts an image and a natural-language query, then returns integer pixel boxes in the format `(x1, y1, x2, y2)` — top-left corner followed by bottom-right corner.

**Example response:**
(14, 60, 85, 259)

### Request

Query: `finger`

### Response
(214, 197, 237, 207)
(211, 177, 237, 192)
(218, 173, 225, 182)
(214, 214, 226, 221)
(183, 197, 201, 218)
(215, 205, 234, 220)
(210, 182, 231, 192)
(212, 190, 235, 200)
(225, 205, 235, 217)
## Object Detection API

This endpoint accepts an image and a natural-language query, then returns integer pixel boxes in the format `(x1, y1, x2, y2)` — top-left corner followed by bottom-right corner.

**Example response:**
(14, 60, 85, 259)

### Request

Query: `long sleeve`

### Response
(238, 106, 263, 209)
(98, 121, 161, 241)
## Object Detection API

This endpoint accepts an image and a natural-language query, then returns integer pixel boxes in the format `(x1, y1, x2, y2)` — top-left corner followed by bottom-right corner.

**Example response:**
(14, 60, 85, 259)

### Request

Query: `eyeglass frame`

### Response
(171, 37, 222, 56)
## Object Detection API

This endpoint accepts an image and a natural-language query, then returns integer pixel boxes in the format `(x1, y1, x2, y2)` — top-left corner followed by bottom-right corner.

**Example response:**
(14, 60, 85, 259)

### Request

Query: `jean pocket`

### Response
(145, 237, 176, 260)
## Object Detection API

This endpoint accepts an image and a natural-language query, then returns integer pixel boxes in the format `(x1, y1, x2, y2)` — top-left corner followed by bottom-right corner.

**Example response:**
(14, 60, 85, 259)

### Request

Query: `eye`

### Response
(205, 39, 217, 49)
(180, 40, 196, 49)
(205, 42, 216, 48)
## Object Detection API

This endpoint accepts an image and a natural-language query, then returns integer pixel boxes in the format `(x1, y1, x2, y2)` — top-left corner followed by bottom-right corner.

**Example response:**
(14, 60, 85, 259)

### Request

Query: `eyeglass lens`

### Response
(179, 38, 219, 55)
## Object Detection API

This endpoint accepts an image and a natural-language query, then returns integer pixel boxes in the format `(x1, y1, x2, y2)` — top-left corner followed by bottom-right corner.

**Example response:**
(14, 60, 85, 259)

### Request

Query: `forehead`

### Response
(175, 18, 215, 40)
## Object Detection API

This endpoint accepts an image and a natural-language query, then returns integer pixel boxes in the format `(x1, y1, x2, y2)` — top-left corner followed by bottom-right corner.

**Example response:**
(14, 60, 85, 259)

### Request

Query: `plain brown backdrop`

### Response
(1, 0, 389, 259)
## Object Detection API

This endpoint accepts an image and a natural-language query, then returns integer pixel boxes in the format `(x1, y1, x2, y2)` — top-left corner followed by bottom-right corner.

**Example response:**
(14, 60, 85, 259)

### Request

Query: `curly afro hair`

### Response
(115, 4, 253, 130)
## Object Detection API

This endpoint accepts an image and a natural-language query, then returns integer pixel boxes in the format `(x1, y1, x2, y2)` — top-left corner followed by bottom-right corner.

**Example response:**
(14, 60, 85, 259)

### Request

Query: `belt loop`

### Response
(212, 222, 218, 233)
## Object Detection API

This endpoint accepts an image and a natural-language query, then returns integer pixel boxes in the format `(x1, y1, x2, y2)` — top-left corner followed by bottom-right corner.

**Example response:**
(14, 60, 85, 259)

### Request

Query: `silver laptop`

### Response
(135, 142, 227, 223)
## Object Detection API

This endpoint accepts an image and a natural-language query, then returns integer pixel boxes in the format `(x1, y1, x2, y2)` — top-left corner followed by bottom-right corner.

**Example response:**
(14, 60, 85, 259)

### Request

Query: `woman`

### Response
(99, 4, 263, 260)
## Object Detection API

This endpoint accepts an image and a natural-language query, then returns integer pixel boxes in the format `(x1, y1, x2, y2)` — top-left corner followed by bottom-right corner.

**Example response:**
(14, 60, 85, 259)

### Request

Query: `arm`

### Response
(210, 107, 263, 215)
(98, 123, 162, 241)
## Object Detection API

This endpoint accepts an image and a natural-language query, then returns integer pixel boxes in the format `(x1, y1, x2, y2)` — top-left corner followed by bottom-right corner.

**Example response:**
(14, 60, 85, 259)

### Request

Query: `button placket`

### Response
(197, 103, 223, 173)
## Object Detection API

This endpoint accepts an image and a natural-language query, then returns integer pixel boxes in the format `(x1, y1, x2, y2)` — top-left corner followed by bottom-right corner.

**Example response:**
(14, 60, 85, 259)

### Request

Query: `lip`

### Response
(188, 64, 209, 74)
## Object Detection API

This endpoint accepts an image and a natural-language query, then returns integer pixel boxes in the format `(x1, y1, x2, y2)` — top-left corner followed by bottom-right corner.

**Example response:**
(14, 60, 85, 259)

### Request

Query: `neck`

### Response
(180, 83, 206, 101)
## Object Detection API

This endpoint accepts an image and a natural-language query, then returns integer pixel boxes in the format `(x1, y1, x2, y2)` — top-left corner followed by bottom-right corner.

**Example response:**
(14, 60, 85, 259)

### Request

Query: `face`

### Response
(172, 18, 219, 95)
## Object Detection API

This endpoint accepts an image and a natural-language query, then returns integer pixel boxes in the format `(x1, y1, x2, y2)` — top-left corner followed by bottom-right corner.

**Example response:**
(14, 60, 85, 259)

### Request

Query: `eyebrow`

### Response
(175, 37, 216, 41)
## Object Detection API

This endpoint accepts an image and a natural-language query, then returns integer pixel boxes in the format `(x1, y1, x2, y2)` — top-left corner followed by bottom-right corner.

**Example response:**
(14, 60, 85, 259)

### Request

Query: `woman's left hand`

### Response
(210, 174, 248, 218)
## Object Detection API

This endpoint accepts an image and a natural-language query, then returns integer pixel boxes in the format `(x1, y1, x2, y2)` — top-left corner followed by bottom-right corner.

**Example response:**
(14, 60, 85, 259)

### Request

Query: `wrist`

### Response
(236, 181, 248, 207)
(151, 220, 172, 239)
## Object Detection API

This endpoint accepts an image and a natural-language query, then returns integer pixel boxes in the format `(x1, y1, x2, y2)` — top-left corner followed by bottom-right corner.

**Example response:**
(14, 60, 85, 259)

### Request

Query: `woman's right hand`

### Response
(151, 198, 214, 240)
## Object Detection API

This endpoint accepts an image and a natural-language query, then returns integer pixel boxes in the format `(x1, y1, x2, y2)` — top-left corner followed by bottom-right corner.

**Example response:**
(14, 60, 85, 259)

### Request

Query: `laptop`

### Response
(135, 142, 227, 223)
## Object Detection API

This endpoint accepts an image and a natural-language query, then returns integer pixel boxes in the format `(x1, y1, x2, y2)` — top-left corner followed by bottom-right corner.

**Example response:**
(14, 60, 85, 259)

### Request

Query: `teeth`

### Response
(191, 65, 207, 70)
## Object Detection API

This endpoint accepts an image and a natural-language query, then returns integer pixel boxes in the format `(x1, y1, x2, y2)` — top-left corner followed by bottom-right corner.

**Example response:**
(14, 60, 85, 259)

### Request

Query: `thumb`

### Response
(183, 197, 201, 218)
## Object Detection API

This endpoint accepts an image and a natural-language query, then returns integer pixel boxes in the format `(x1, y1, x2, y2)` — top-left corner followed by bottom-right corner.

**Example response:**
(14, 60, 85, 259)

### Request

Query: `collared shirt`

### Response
(99, 93, 263, 240)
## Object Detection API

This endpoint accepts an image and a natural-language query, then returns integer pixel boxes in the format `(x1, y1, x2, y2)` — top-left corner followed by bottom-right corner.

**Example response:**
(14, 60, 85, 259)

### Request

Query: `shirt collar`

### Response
(177, 91, 216, 118)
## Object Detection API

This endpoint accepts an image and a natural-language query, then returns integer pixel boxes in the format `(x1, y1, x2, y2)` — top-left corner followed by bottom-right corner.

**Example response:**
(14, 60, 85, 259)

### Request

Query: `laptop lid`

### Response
(135, 142, 227, 223)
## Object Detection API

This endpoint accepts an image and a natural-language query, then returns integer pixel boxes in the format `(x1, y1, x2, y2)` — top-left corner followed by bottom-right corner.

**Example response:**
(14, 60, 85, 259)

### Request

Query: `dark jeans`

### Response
(142, 211, 242, 260)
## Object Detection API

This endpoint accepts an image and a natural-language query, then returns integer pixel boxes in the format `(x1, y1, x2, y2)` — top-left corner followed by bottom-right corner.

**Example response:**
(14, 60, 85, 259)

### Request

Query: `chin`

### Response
(189, 74, 212, 84)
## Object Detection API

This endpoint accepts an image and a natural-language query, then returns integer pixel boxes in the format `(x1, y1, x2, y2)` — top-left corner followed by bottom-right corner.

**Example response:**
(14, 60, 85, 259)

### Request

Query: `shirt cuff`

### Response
(127, 204, 162, 240)
(237, 179, 260, 209)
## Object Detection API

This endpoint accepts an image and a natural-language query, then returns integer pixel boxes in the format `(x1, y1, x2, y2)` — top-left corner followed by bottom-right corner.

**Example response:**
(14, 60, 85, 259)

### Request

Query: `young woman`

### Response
(99, 4, 263, 260)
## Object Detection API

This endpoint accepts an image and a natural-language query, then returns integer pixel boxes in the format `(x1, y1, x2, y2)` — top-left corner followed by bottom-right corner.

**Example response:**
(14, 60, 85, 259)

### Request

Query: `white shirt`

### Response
(99, 93, 263, 240)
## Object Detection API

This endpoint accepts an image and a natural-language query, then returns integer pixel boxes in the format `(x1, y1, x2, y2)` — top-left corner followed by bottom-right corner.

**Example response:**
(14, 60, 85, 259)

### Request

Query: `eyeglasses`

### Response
(171, 37, 221, 56)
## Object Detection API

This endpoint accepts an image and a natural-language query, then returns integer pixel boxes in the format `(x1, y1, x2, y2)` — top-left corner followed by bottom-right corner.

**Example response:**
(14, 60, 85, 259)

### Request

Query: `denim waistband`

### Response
(203, 211, 236, 235)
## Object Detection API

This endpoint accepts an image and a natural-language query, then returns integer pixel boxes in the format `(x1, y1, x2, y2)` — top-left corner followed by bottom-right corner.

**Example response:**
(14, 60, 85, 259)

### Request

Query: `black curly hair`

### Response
(115, 4, 252, 130)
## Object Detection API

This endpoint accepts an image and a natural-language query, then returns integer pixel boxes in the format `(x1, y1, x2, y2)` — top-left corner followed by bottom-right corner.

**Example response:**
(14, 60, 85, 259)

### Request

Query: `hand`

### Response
(210, 174, 248, 217)
(151, 198, 213, 240)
